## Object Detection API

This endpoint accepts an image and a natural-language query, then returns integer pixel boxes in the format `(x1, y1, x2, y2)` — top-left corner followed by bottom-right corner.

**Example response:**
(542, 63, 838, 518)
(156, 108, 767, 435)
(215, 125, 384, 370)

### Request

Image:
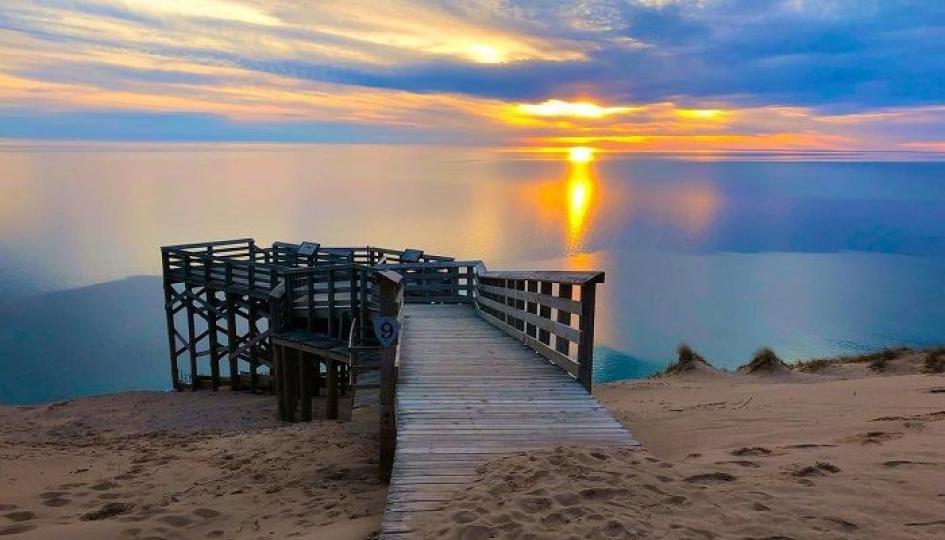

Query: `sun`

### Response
(568, 146, 595, 164)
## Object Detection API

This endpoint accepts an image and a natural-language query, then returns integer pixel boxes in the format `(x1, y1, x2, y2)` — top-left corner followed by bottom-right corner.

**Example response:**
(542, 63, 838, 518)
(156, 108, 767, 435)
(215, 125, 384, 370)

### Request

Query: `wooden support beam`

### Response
(226, 291, 240, 390)
(185, 282, 199, 391)
(249, 299, 259, 393)
(327, 359, 339, 420)
(163, 283, 181, 391)
(577, 282, 597, 392)
(274, 344, 285, 420)
(207, 288, 221, 391)
(300, 352, 313, 422)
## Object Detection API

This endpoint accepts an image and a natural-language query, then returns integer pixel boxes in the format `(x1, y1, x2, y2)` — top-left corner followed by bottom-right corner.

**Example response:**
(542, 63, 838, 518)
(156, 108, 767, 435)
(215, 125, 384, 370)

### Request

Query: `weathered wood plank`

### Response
(381, 304, 637, 538)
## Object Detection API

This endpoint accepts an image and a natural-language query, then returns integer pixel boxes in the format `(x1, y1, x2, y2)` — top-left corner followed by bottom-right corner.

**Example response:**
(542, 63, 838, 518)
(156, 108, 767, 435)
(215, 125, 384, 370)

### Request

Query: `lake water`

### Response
(2, 143, 945, 404)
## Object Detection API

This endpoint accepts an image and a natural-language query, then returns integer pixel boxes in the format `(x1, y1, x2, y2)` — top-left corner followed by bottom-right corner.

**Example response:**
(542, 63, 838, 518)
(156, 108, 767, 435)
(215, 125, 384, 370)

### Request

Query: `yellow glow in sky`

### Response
(118, 0, 280, 26)
(677, 108, 725, 120)
(466, 44, 506, 64)
(568, 146, 595, 163)
(518, 99, 636, 118)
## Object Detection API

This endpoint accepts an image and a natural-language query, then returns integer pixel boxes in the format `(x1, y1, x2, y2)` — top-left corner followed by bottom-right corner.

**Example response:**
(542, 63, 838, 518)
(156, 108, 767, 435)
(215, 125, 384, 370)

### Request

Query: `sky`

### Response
(2, 0, 945, 152)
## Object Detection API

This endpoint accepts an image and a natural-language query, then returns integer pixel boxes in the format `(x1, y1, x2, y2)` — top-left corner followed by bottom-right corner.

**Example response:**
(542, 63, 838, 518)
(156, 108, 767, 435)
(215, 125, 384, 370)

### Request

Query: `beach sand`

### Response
(0, 392, 385, 539)
(3, 353, 944, 539)
(412, 353, 945, 539)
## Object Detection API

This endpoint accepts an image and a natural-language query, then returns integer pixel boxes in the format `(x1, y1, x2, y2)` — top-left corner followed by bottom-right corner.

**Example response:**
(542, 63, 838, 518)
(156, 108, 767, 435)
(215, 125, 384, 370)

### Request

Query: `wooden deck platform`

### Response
(380, 304, 639, 538)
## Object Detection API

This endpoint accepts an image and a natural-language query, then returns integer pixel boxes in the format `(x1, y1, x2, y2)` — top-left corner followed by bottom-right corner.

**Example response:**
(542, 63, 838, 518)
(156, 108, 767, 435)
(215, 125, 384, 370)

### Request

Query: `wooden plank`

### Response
(476, 295, 581, 344)
(381, 304, 637, 538)
(479, 270, 604, 285)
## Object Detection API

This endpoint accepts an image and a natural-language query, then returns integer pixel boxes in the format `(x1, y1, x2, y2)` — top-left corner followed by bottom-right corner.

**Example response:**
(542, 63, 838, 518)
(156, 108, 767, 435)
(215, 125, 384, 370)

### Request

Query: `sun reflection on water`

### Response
(565, 147, 597, 253)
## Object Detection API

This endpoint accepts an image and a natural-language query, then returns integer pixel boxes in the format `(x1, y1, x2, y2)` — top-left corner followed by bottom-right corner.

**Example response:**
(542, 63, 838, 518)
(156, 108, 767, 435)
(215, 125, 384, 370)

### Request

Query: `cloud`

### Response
(0, 0, 944, 149)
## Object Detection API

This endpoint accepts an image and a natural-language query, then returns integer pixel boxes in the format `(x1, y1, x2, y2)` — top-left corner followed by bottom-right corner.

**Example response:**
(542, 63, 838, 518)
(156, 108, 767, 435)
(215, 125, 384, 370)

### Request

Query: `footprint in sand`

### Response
(42, 497, 71, 508)
(192, 508, 221, 519)
(791, 462, 841, 478)
(452, 510, 478, 524)
(801, 515, 858, 532)
(683, 472, 736, 484)
(458, 525, 495, 540)
(882, 460, 938, 468)
(731, 447, 771, 457)
(843, 431, 903, 445)
(580, 487, 628, 501)
(3, 512, 34, 522)
(81, 502, 135, 521)
(90, 481, 118, 491)
(159, 514, 193, 528)
(715, 460, 761, 468)
(517, 496, 553, 513)
(0, 524, 37, 536)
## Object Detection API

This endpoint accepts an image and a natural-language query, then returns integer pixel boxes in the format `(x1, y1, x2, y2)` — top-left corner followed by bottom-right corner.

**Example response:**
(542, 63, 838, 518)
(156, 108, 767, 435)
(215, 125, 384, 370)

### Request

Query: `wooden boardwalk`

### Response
(380, 304, 639, 538)
(160, 239, 631, 537)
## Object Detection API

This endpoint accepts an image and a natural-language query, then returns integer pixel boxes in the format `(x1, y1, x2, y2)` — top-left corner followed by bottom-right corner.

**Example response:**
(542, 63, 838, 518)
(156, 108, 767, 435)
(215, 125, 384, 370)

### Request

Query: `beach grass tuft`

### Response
(661, 344, 711, 376)
(795, 347, 910, 373)
(922, 348, 945, 374)
(740, 347, 788, 374)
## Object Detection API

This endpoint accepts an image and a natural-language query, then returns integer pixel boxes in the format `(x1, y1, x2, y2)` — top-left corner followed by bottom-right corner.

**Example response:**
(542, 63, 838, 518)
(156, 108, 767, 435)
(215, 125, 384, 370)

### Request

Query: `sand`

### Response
(0, 392, 386, 539)
(412, 355, 945, 539)
(3, 354, 944, 539)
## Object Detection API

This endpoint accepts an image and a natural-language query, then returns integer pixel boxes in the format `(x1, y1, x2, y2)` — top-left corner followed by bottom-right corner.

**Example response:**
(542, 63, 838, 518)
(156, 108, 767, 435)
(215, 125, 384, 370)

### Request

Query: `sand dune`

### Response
(3, 354, 943, 539)
(412, 357, 945, 539)
(0, 392, 385, 539)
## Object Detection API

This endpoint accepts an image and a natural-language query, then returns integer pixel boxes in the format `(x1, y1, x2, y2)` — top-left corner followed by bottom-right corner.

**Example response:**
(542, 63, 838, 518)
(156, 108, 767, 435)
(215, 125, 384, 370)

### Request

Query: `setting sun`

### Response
(517, 100, 635, 119)
(568, 146, 595, 163)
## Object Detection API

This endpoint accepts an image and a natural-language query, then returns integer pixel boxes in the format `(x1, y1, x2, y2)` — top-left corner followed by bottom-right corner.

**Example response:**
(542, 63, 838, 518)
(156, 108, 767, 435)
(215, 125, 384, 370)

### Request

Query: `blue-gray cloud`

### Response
(0, 109, 475, 143)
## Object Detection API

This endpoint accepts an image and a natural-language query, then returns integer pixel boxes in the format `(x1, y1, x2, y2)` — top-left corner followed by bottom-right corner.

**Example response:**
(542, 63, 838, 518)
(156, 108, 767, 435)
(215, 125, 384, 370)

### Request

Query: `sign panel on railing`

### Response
(373, 316, 400, 348)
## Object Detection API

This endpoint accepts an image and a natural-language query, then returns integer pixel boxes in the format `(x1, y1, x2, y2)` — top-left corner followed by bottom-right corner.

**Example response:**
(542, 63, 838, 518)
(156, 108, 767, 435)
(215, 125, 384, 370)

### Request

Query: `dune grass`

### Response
(660, 344, 710, 376)
(922, 348, 945, 374)
(740, 347, 788, 374)
(795, 347, 911, 373)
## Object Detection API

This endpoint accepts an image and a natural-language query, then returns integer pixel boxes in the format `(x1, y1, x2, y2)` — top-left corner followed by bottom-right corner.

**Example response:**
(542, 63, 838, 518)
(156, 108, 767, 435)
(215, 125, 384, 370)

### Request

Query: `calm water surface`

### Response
(2, 143, 945, 403)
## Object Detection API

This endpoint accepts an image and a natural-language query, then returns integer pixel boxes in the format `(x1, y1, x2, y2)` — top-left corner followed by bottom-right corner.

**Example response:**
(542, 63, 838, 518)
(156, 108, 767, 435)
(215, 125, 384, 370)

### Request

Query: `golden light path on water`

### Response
(565, 147, 596, 253)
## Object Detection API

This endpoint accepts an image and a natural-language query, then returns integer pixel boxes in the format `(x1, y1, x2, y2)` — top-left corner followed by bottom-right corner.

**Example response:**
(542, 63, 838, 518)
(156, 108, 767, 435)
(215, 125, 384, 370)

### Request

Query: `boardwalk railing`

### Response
(475, 269, 604, 391)
(279, 263, 375, 341)
(375, 270, 405, 482)
(376, 260, 480, 304)
(160, 238, 606, 479)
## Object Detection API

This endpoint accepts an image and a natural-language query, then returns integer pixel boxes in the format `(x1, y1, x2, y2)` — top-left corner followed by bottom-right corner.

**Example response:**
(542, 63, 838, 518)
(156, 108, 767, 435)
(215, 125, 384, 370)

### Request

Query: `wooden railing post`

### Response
(161, 250, 180, 391)
(377, 270, 404, 482)
(577, 282, 597, 392)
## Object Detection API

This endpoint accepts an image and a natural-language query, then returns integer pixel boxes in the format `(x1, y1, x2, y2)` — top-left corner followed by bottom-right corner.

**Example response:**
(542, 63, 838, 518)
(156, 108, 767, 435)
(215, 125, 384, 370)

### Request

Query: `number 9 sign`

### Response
(372, 316, 401, 348)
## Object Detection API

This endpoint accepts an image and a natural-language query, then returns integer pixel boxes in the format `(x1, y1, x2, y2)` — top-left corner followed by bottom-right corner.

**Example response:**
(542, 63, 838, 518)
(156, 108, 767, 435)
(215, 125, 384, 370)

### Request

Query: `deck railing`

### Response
(278, 263, 375, 341)
(162, 238, 606, 482)
(161, 239, 604, 392)
(474, 269, 604, 392)
(376, 260, 480, 304)
(375, 270, 405, 482)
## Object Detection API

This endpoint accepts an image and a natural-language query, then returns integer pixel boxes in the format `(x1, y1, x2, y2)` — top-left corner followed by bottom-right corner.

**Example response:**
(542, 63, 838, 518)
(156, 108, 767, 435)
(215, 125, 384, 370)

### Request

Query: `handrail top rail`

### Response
(480, 270, 605, 285)
(375, 259, 482, 270)
(277, 262, 371, 275)
(161, 238, 254, 252)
